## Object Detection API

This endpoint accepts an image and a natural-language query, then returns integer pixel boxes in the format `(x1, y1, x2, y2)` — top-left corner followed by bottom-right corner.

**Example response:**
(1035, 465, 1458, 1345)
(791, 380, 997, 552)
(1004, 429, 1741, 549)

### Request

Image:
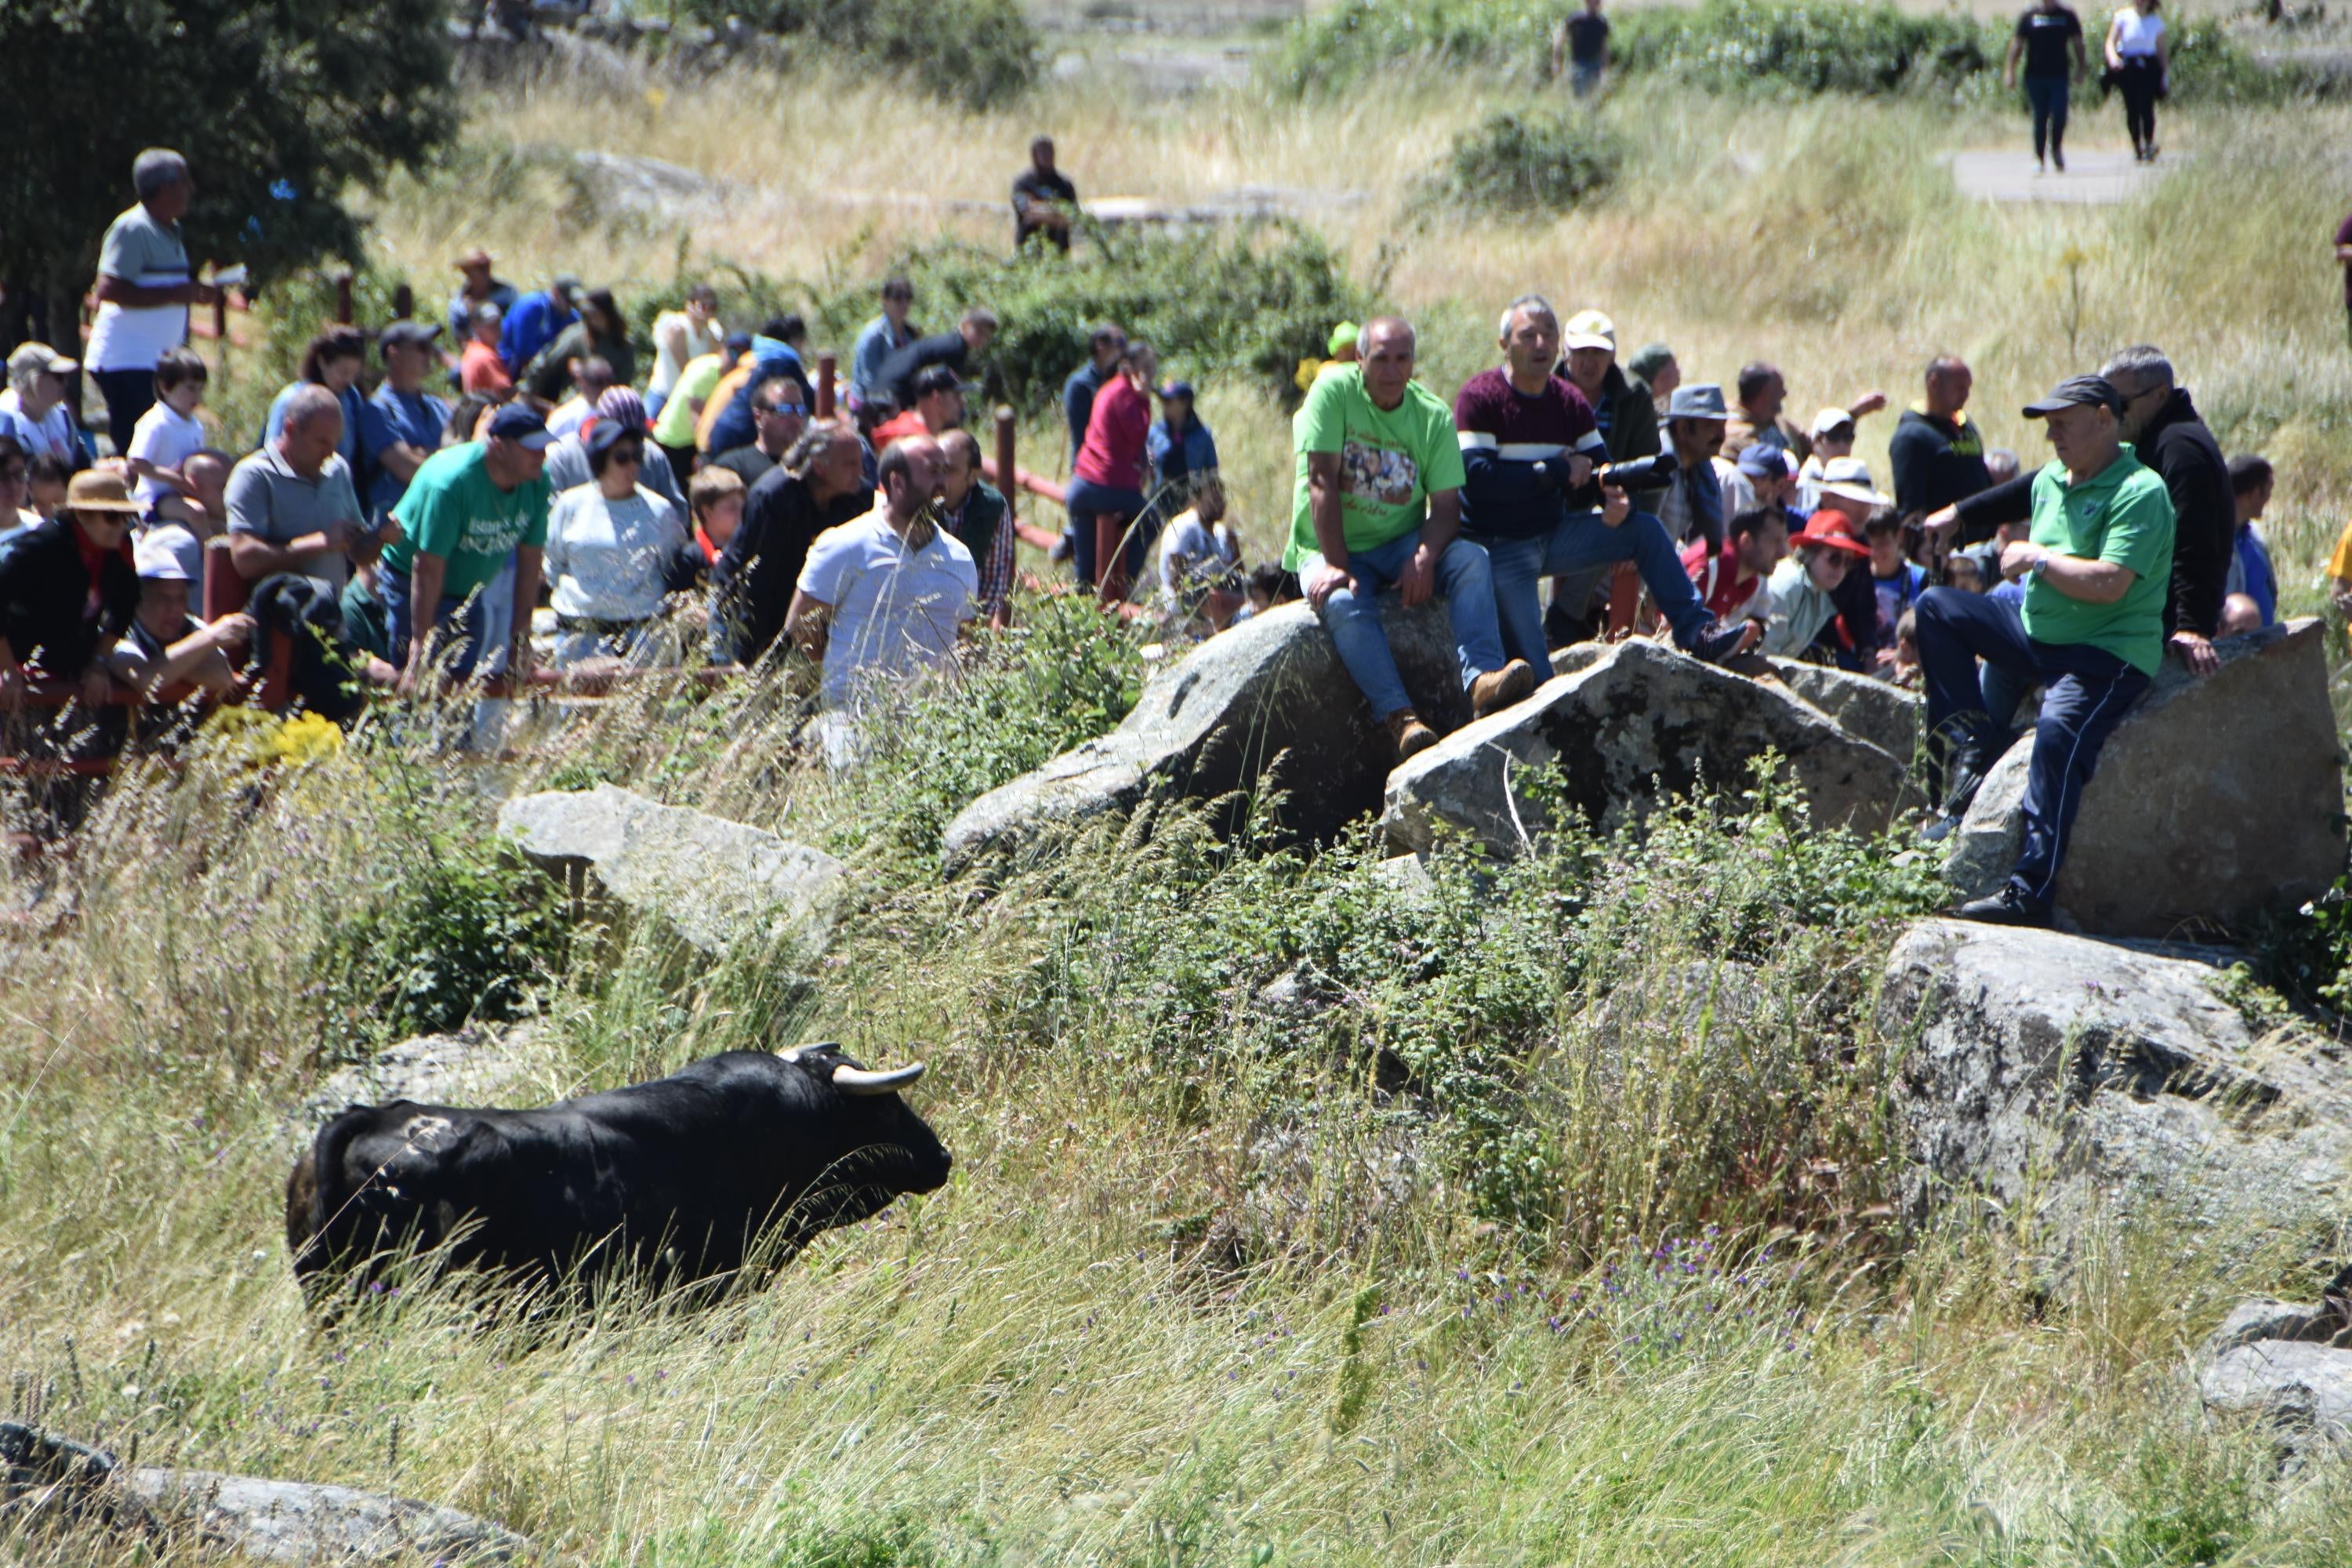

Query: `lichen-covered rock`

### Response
(1882, 917, 2352, 1250)
(1381, 640, 1909, 855)
(1769, 659, 1921, 761)
(1944, 619, 2345, 936)
(943, 597, 1472, 873)
(498, 784, 844, 957)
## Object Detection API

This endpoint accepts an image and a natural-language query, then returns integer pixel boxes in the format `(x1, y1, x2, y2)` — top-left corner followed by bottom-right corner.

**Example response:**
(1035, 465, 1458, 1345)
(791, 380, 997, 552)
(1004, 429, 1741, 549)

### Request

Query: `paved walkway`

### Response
(1942, 147, 2177, 205)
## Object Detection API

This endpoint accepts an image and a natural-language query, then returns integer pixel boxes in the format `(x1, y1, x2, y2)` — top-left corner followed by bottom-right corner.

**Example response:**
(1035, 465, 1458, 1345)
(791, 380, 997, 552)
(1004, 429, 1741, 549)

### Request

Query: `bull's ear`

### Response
(777, 1042, 842, 1065)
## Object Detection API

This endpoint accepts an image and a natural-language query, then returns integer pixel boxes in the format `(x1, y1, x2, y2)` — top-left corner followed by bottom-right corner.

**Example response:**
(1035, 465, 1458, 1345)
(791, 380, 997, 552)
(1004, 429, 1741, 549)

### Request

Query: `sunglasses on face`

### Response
(761, 403, 806, 417)
(610, 448, 643, 466)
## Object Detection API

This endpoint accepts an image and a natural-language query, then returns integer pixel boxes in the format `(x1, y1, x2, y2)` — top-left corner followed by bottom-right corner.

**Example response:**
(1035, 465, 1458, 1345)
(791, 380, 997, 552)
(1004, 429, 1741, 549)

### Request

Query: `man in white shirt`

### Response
(786, 434, 977, 711)
(85, 148, 219, 449)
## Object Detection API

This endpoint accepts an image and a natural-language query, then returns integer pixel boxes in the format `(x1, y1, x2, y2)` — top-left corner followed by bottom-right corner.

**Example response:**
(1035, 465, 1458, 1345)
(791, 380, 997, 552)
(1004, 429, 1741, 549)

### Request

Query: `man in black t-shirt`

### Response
(1561, 0, 1610, 96)
(2005, 0, 2088, 172)
(1012, 137, 1079, 252)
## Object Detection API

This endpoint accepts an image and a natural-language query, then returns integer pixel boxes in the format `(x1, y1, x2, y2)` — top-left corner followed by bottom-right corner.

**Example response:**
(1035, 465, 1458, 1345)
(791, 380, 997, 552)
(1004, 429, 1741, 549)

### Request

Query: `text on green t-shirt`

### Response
(1286, 367, 1467, 571)
(2020, 450, 2174, 677)
(384, 442, 552, 601)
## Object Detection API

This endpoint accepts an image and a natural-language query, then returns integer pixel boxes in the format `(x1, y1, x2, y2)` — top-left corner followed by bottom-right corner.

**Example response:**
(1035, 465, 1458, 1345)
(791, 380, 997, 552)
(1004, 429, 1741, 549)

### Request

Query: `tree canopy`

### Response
(0, 0, 454, 310)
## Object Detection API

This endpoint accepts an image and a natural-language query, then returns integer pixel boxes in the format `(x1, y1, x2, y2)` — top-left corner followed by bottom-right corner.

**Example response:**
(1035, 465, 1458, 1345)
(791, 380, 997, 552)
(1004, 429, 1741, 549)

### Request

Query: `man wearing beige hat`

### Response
(0, 466, 143, 710)
(446, 249, 518, 347)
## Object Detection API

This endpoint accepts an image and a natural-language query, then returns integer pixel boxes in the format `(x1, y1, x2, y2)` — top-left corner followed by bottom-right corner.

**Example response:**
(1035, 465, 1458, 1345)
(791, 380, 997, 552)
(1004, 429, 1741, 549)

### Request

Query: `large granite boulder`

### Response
(1882, 918, 2352, 1250)
(1380, 640, 1910, 855)
(1, 1423, 535, 1563)
(1768, 659, 1921, 761)
(942, 597, 1472, 873)
(2201, 1341, 2352, 1452)
(498, 784, 844, 957)
(285, 1026, 568, 1151)
(1944, 619, 2345, 937)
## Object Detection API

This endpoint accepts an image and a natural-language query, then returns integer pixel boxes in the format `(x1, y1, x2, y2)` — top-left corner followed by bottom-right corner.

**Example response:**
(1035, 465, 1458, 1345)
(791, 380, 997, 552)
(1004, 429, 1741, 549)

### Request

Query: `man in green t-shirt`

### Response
(1914, 374, 2175, 926)
(1290, 317, 1531, 760)
(383, 403, 554, 690)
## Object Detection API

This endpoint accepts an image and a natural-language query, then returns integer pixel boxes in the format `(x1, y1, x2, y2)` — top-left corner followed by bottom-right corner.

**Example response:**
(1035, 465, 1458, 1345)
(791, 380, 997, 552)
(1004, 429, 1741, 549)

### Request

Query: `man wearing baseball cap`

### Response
(2, 343, 85, 471)
(360, 322, 452, 531)
(446, 249, 518, 347)
(382, 403, 554, 690)
(109, 525, 252, 701)
(1914, 373, 2174, 927)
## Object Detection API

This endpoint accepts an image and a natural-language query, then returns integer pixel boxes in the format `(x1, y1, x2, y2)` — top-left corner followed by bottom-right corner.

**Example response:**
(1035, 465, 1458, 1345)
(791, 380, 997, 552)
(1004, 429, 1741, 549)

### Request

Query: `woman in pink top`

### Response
(1065, 339, 1158, 603)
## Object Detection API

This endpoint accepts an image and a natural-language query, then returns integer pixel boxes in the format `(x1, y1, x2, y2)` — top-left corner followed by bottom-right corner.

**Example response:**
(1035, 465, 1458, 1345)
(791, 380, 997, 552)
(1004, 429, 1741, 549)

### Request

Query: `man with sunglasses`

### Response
(710, 377, 810, 489)
(1927, 342, 2229, 677)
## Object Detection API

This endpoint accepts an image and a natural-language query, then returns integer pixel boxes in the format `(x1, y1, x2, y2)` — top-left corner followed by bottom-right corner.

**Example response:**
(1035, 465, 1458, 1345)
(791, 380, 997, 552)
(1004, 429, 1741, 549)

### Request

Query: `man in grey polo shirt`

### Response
(86, 148, 220, 448)
(223, 384, 377, 593)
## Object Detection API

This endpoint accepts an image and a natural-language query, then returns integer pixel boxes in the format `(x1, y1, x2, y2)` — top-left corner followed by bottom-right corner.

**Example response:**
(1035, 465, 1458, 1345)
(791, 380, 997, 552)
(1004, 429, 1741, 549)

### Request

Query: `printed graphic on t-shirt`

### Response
(1341, 440, 1419, 508)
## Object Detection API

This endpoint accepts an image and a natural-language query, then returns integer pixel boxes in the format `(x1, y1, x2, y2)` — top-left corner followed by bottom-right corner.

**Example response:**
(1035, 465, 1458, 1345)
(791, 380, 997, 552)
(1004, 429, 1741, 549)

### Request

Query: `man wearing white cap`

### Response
(1795, 406, 1857, 514)
(110, 526, 252, 699)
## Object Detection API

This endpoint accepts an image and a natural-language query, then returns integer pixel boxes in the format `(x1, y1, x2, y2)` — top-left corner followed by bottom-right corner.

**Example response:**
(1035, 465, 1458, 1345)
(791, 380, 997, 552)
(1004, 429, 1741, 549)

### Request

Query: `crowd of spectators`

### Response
(0, 140, 2319, 931)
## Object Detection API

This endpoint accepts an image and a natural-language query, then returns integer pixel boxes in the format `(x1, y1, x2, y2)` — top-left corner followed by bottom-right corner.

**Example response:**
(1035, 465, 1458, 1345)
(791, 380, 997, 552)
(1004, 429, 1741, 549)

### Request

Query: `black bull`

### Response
(285, 1045, 952, 1305)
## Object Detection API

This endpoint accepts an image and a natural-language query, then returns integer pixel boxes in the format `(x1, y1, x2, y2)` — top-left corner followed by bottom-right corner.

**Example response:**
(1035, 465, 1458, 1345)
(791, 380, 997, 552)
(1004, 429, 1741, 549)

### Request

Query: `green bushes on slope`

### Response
(675, 0, 1039, 109)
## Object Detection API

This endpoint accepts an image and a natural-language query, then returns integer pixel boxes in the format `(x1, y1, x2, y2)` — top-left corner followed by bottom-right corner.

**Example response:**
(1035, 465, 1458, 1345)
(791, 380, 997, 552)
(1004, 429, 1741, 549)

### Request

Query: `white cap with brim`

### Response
(135, 524, 202, 583)
(1808, 405, 1856, 439)
(1817, 456, 1891, 508)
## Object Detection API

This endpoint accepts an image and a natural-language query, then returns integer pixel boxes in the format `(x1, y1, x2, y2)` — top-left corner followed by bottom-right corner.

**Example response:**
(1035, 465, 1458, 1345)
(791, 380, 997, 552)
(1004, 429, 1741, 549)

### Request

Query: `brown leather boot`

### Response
(1468, 658, 1537, 719)
(1386, 709, 1439, 761)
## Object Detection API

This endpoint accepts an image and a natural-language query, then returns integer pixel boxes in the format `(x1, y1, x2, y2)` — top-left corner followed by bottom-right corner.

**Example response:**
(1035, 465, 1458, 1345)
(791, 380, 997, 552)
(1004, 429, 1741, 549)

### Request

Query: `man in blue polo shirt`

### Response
(1914, 374, 2175, 926)
(358, 321, 451, 529)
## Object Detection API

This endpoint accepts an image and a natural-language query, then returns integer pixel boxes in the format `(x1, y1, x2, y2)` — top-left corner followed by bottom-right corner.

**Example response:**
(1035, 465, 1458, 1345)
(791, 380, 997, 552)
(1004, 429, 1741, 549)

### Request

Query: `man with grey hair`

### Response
(1288, 315, 1527, 762)
(1929, 342, 2230, 673)
(1454, 294, 1755, 669)
(223, 383, 375, 594)
(86, 148, 219, 449)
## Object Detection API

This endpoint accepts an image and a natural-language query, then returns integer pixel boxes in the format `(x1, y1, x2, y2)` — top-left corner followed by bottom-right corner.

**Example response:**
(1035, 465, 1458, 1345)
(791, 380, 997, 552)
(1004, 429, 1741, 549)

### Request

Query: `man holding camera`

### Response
(1455, 295, 1759, 670)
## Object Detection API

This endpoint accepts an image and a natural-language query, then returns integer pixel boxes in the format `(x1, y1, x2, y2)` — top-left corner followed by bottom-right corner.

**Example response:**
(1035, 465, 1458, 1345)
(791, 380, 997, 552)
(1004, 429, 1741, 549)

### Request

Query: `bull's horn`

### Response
(833, 1062, 925, 1095)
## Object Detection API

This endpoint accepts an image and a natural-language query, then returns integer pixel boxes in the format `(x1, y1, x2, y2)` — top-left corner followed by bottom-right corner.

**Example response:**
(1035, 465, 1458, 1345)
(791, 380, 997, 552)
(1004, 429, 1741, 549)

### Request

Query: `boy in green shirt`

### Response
(382, 404, 554, 689)
(1915, 374, 2174, 925)
(1290, 317, 1530, 761)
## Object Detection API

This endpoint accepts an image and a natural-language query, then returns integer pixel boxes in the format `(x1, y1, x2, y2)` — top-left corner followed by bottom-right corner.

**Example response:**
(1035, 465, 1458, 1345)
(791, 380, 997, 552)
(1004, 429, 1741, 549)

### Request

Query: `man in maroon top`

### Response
(2336, 208, 2352, 345)
(1682, 504, 1789, 626)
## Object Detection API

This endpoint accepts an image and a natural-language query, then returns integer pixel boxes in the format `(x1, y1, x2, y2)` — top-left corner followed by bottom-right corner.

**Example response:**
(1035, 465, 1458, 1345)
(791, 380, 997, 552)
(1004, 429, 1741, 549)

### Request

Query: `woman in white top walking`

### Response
(2104, 0, 2169, 162)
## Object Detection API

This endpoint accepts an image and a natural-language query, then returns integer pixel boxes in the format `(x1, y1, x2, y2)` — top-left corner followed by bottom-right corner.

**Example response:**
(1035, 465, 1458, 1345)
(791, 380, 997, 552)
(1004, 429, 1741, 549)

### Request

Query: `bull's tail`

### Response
(286, 1106, 377, 1279)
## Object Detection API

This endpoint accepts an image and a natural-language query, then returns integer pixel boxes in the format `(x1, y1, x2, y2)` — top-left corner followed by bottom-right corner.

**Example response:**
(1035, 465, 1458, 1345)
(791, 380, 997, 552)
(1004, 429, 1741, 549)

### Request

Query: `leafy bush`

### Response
(316, 784, 571, 1047)
(813, 225, 1378, 414)
(1419, 111, 1623, 216)
(675, 0, 1038, 109)
(1263, 0, 2304, 99)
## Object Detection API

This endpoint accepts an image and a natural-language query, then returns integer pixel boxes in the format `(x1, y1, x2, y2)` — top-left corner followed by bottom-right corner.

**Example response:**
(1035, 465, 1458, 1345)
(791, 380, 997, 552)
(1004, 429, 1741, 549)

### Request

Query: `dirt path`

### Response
(1941, 147, 2176, 205)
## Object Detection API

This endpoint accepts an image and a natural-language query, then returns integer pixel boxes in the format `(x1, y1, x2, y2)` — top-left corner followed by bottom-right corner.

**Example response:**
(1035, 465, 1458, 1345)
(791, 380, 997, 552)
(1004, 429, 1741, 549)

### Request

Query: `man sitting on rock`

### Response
(1454, 294, 1756, 673)
(1913, 375, 2175, 927)
(1288, 316, 1530, 762)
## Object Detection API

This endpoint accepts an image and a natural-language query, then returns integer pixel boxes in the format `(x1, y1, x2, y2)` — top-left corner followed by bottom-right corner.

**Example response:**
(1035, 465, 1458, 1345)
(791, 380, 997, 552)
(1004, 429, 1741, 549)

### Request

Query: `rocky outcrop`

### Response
(1944, 619, 2345, 936)
(288, 1027, 565, 1149)
(1882, 918, 2352, 1249)
(1768, 660, 1921, 760)
(2202, 1341, 2352, 1450)
(1381, 640, 1910, 855)
(498, 784, 844, 957)
(942, 598, 1472, 872)
(1, 1423, 534, 1563)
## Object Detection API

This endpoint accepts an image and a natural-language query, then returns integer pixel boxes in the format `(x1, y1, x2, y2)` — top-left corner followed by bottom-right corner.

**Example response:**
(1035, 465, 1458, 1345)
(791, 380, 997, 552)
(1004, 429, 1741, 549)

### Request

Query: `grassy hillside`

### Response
(9, 32, 2352, 1565)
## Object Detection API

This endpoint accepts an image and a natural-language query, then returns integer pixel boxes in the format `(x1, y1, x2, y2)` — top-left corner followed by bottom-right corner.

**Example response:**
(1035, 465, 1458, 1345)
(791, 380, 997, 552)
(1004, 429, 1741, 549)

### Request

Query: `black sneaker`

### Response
(1952, 886, 2050, 927)
(1937, 742, 1990, 822)
(1681, 618, 1760, 666)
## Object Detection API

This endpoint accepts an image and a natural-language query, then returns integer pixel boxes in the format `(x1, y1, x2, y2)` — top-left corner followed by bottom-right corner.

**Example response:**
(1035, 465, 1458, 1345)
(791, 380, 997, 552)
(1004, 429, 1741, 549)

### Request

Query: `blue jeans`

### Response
(1915, 586, 2149, 904)
(379, 560, 497, 678)
(2023, 75, 2069, 162)
(92, 368, 156, 453)
(1469, 509, 1711, 670)
(1065, 477, 1147, 587)
(1308, 530, 1505, 720)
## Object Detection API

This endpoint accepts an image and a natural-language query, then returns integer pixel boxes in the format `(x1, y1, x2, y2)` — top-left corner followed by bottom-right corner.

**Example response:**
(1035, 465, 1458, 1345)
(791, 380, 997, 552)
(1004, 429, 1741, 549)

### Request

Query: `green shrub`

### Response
(1420, 111, 1623, 216)
(676, 0, 1038, 109)
(1261, 0, 2306, 99)
(316, 784, 571, 1047)
(813, 226, 1377, 414)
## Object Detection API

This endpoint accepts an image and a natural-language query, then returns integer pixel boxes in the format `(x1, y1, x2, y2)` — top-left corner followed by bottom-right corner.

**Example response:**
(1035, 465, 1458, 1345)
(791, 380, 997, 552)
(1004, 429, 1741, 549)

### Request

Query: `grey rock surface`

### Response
(2200, 1340, 2352, 1444)
(1882, 918, 2352, 1247)
(1381, 640, 1909, 855)
(289, 1027, 568, 1149)
(943, 597, 1472, 872)
(1769, 659, 1922, 761)
(499, 783, 844, 956)
(1943, 619, 2345, 936)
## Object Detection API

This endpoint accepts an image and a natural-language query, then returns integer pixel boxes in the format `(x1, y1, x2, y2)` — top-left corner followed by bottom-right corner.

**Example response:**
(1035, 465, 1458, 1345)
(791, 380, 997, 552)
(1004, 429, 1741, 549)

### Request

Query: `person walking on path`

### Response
(1913, 376, 2173, 928)
(2104, 0, 2169, 163)
(2006, 0, 2088, 173)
